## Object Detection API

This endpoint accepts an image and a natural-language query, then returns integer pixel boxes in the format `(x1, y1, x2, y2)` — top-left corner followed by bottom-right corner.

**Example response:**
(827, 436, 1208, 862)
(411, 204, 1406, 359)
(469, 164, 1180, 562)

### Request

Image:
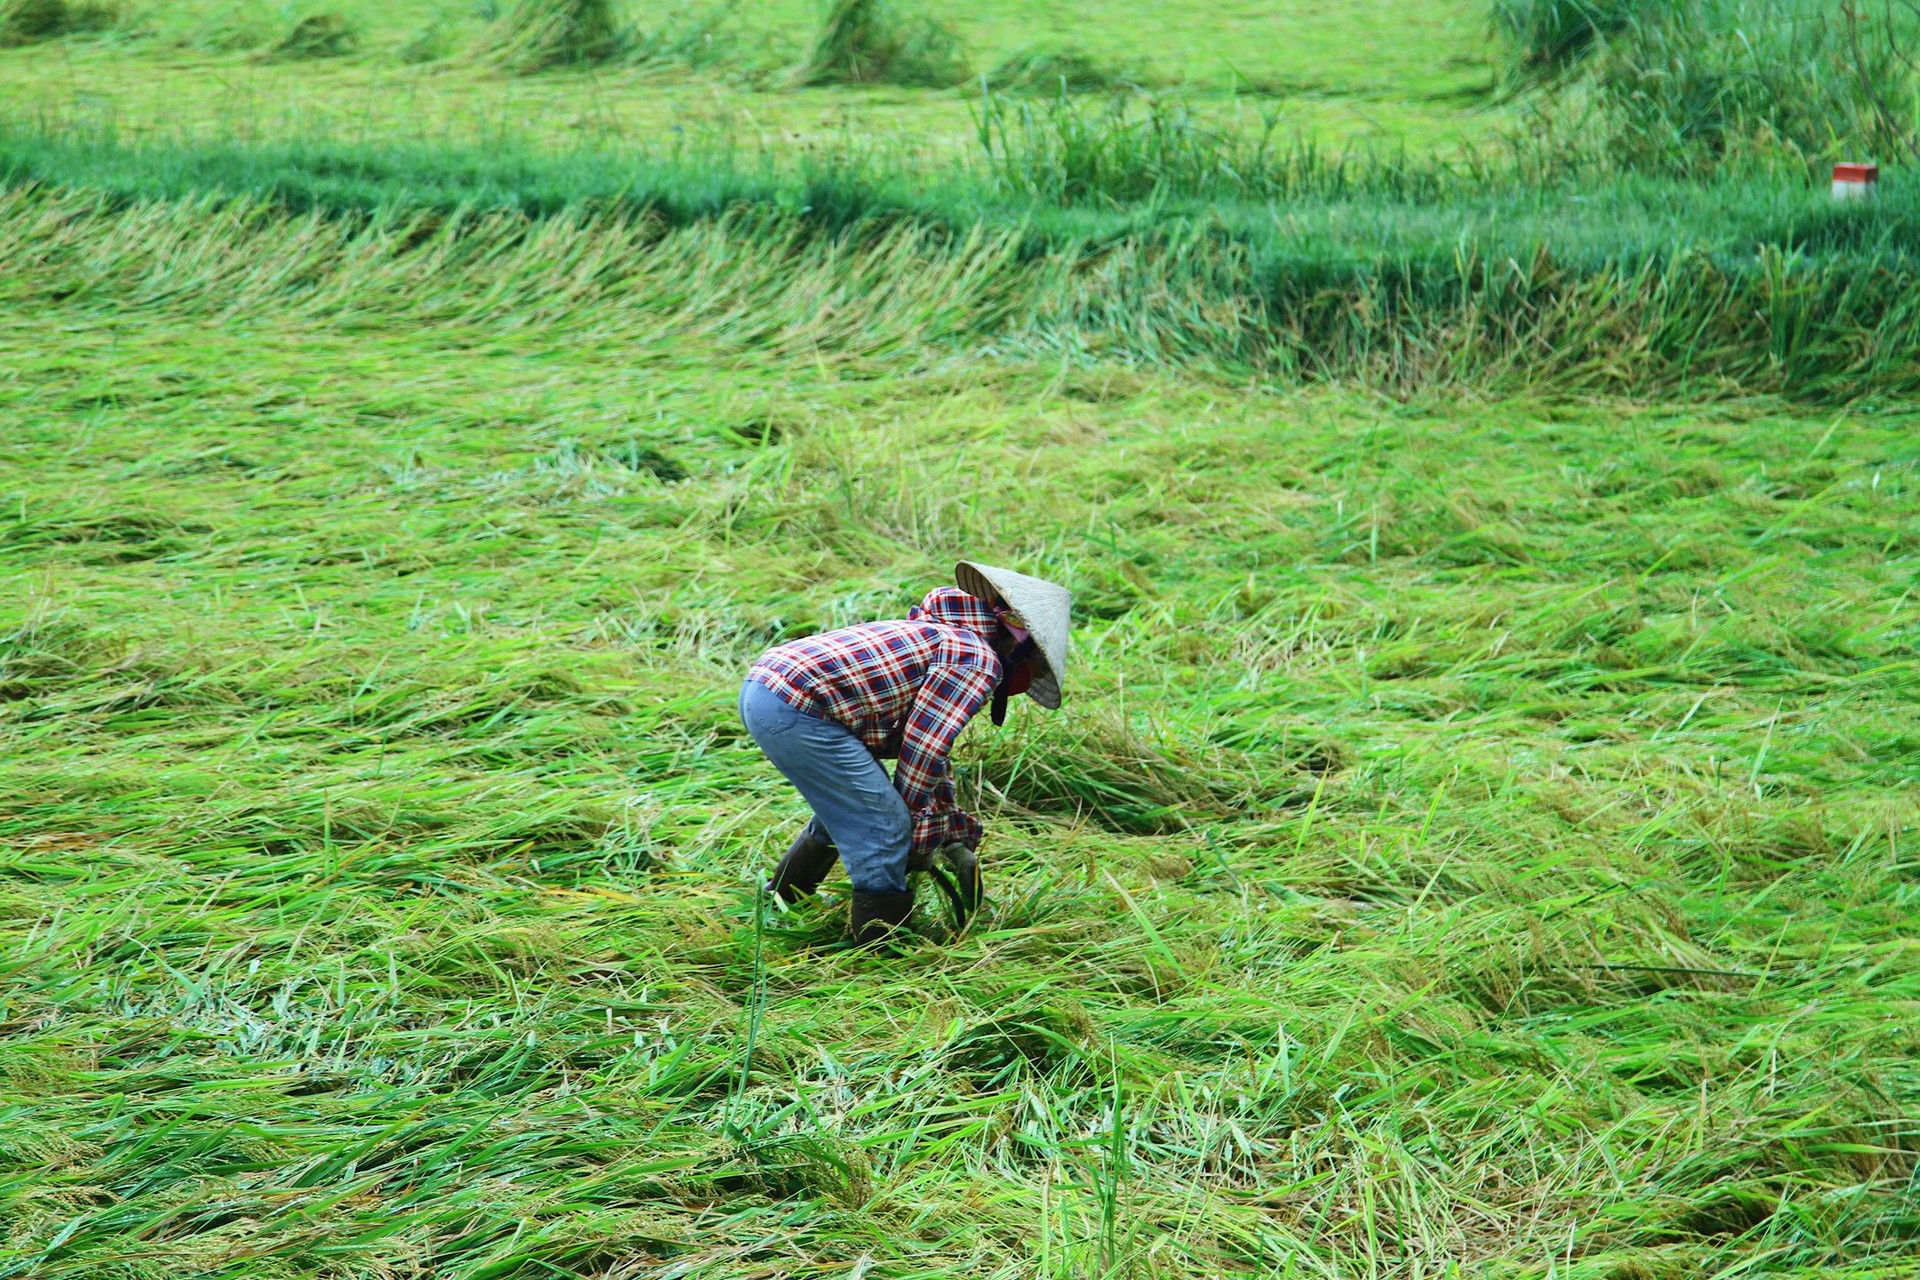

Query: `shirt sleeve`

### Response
(893, 660, 996, 854)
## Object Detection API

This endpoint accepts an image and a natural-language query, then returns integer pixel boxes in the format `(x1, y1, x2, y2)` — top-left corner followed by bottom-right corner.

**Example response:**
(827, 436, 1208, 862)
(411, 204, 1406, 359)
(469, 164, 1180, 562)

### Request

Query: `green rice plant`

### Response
(484, 0, 625, 70)
(795, 0, 969, 88)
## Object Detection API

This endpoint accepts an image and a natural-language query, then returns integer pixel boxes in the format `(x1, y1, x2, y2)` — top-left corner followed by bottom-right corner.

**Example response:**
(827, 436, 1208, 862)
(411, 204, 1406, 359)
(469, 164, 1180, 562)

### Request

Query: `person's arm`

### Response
(893, 662, 996, 854)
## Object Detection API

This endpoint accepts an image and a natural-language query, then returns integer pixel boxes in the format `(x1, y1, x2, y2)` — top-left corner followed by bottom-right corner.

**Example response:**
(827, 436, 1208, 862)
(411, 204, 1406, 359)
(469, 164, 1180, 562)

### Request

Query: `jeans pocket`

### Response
(742, 682, 799, 739)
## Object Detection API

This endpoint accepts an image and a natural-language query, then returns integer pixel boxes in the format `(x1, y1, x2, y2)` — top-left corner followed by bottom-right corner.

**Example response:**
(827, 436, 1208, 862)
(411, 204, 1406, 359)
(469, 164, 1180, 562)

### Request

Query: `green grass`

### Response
(69, 0, 1493, 98)
(0, 177, 1917, 1277)
(1, 2, 1918, 1276)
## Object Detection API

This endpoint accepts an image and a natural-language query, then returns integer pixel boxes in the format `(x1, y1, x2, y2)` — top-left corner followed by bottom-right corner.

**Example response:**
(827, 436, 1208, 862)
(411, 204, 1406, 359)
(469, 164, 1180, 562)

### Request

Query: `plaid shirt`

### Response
(748, 587, 1000, 854)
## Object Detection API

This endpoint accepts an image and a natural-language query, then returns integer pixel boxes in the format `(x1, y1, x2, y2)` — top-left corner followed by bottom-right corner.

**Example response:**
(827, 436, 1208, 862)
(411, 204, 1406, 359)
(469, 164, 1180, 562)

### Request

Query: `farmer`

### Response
(738, 561, 1072, 947)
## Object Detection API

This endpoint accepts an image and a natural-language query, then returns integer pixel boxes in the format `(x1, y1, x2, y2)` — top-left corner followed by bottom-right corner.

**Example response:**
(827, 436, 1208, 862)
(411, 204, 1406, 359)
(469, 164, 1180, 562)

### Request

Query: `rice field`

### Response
(0, 0, 1504, 157)
(1, 3, 1918, 1278)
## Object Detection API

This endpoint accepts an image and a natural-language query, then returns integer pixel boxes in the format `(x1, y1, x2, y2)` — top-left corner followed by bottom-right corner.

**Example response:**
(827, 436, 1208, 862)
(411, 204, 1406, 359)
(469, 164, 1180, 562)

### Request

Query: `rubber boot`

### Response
(769, 828, 838, 904)
(850, 889, 915, 949)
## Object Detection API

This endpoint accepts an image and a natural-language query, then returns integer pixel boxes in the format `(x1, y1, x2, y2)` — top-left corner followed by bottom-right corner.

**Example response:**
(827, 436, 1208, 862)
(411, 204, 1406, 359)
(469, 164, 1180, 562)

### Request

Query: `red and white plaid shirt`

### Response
(748, 587, 1001, 854)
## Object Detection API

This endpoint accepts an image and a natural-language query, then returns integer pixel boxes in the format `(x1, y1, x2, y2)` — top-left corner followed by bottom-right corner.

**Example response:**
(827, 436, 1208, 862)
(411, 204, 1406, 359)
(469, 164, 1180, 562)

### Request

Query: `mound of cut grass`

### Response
(627, 0, 755, 69)
(485, 0, 624, 70)
(0, 0, 66, 42)
(259, 11, 357, 59)
(796, 0, 969, 88)
(398, 16, 453, 62)
(983, 45, 1137, 95)
(961, 705, 1306, 834)
(0, 0, 115, 43)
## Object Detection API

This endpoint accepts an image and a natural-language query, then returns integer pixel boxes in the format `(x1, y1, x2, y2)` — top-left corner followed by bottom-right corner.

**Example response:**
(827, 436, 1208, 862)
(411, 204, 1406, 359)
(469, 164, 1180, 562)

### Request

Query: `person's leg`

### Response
(768, 825, 836, 902)
(740, 684, 841, 900)
(801, 816, 835, 849)
(739, 680, 911, 895)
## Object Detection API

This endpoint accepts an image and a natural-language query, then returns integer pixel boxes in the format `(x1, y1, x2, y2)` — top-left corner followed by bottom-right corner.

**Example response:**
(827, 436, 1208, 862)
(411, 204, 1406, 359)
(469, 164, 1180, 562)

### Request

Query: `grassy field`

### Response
(2, 1, 1919, 1278)
(0, 0, 1502, 156)
(30, 0, 1494, 96)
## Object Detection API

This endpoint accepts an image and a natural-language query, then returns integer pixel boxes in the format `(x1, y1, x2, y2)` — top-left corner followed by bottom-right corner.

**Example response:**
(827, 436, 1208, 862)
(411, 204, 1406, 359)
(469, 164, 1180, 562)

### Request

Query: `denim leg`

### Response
(739, 680, 910, 894)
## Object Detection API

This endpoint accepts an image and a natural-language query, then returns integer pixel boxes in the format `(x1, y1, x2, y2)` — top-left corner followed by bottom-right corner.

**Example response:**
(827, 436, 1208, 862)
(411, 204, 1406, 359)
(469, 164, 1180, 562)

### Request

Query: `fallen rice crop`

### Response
(8, 155, 1920, 399)
(1, 4, 1917, 1276)
(0, 165, 1915, 1278)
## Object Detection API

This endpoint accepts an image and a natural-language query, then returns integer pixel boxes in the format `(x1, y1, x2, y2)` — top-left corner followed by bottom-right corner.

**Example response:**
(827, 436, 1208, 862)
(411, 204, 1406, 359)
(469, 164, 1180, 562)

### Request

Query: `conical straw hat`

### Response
(955, 560, 1071, 710)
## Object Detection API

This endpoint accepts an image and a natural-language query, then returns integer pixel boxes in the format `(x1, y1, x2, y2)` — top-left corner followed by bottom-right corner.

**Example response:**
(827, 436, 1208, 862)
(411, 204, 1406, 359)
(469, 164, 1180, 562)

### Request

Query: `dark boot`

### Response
(850, 889, 915, 949)
(769, 828, 838, 904)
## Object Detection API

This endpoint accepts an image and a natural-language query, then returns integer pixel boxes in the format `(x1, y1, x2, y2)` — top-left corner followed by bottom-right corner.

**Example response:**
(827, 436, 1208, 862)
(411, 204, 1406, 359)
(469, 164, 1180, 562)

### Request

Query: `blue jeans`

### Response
(738, 679, 912, 894)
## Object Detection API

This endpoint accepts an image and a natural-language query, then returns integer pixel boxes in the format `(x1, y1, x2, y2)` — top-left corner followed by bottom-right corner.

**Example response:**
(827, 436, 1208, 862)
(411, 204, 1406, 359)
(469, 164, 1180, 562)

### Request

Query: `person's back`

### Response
(749, 586, 1000, 764)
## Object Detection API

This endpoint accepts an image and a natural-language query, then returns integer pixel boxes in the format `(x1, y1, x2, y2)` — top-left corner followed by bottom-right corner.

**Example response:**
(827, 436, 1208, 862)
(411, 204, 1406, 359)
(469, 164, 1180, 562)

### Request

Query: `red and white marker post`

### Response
(1833, 162, 1879, 201)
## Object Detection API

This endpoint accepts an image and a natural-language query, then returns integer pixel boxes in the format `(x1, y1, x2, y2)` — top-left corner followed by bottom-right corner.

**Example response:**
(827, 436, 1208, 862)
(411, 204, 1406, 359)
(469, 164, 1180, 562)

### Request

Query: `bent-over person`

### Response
(738, 561, 1072, 947)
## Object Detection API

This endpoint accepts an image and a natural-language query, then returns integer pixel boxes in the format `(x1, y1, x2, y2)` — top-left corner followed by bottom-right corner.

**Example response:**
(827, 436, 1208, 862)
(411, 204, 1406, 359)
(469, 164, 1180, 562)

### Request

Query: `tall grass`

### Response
(1493, 0, 1645, 79)
(1596, 0, 1920, 173)
(970, 92, 1301, 205)
(1497, 0, 1920, 173)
